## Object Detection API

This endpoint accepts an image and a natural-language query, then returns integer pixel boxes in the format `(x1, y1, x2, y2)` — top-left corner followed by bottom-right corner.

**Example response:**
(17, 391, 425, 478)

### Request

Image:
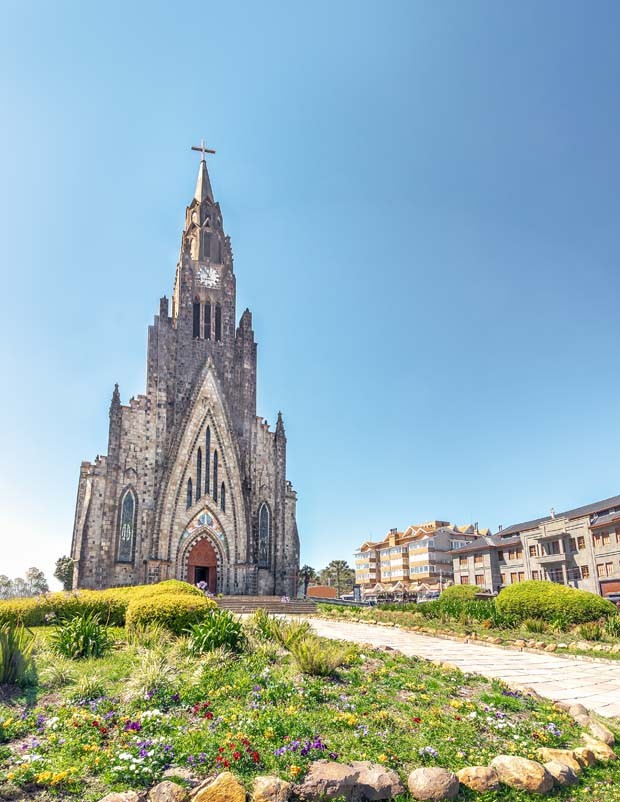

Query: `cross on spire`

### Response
(191, 139, 216, 161)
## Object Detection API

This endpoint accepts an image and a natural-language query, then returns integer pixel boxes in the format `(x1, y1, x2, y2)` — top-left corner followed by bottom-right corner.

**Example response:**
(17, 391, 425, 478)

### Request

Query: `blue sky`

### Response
(1, 1, 619, 587)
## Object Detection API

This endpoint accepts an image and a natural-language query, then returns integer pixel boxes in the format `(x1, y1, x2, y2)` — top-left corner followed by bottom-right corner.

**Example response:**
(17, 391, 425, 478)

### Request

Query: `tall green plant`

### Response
(0, 624, 35, 685)
(52, 613, 111, 659)
(187, 609, 246, 654)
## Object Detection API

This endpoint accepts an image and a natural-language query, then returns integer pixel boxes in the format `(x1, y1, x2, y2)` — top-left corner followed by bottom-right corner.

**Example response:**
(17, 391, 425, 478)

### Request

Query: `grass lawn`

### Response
(0, 622, 619, 801)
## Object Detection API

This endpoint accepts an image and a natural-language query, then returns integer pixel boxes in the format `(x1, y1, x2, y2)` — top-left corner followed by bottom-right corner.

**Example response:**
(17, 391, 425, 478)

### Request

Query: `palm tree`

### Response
(298, 565, 318, 596)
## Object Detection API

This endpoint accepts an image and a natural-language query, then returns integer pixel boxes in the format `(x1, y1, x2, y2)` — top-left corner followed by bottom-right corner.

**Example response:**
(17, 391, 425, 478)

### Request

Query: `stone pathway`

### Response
(307, 618, 620, 719)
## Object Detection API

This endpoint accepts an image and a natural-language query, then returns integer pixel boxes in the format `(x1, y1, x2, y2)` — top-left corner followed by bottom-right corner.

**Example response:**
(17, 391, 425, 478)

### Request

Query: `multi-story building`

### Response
(355, 521, 488, 595)
(452, 494, 620, 597)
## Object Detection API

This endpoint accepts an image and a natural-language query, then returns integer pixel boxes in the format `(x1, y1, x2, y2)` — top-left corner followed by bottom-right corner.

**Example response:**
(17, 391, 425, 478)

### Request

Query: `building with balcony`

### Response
(451, 494, 620, 597)
(355, 521, 487, 596)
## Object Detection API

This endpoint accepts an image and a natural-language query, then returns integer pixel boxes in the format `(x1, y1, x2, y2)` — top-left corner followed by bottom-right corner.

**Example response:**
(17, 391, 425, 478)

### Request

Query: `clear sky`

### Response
(1, 1, 619, 589)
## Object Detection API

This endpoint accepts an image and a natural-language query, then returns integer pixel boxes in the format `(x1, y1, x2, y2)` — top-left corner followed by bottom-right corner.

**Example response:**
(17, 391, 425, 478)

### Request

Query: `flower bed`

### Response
(0, 617, 618, 800)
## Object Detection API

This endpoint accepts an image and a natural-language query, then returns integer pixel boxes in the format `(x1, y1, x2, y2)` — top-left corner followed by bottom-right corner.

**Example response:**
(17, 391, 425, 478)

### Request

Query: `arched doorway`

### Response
(186, 537, 218, 593)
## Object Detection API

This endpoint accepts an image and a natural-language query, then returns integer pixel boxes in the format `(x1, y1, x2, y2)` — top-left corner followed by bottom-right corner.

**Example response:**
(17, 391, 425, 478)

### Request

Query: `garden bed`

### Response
(1, 619, 619, 801)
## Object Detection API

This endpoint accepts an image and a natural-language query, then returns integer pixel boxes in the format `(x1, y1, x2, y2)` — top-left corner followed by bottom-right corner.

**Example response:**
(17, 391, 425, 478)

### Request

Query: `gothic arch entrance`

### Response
(185, 536, 219, 592)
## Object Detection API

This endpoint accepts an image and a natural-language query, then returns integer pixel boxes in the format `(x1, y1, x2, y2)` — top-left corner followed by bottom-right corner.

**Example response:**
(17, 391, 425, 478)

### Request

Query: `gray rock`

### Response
(543, 761, 579, 787)
(407, 767, 459, 801)
(98, 794, 143, 802)
(162, 768, 201, 787)
(351, 761, 405, 799)
(148, 782, 188, 802)
(581, 735, 617, 762)
(587, 719, 616, 746)
(490, 755, 554, 794)
(295, 760, 360, 801)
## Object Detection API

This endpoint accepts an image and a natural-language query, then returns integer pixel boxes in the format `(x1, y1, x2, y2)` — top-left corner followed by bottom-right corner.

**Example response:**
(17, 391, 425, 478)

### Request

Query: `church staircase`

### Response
(216, 595, 316, 615)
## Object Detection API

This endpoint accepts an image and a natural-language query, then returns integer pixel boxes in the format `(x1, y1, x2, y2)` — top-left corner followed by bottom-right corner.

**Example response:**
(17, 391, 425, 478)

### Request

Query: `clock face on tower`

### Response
(197, 265, 220, 289)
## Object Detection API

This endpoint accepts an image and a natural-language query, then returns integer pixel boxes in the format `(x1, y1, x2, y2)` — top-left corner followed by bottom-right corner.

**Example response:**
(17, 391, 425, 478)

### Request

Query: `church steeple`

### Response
(194, 158, 214, 204)
(191, 139, 215, 204)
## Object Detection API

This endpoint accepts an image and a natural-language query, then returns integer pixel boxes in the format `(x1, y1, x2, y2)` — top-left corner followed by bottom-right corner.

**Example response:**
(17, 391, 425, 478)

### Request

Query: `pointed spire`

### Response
(275, 411, 286, 439)
(110, 383, 120, 414)
(194, 158, 214, 204)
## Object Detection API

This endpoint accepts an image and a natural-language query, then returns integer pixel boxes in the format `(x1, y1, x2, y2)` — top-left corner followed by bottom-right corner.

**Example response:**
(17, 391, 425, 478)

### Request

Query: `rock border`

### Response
(96, 704, 617, 802)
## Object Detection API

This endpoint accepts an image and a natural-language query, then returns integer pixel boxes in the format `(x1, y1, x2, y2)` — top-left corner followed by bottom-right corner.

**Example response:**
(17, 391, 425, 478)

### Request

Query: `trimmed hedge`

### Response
(440, 585, 479, 602)
(0, 581, 206, 628)
(125, 593, 216, 634)
(496, 580, 616, 624)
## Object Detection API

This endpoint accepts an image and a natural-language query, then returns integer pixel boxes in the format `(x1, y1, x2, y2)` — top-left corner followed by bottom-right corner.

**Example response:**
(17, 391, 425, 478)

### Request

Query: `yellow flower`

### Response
(290, 765, 302, 777)
(264, 728, 275, 740)
(1, 717, 13, 728)
(378, 754, 388, 763)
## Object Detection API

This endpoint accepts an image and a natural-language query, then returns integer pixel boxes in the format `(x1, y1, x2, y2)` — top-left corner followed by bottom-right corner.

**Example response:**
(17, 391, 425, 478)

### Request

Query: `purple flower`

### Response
(419, 746, 438, 759)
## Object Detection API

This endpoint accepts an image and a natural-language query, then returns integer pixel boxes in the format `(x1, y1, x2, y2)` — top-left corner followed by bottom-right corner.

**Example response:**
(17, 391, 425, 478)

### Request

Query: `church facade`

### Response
(70, 152, 300, 596)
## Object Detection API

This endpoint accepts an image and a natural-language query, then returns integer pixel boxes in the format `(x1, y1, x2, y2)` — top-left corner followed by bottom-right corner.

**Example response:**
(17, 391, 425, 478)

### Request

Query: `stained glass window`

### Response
(215, 304, 222, 341)
(186, 477, 193, 510)
(204, 302, 211, 340)
(196, 448, 202, 501)
(118, 489, 136, 563)
(205, 427, 210, 494)
(258, 503, 270, 568)
(193, 299, 200, 338)
(221, 483, 226, 513)
(213, 451, 218, 502)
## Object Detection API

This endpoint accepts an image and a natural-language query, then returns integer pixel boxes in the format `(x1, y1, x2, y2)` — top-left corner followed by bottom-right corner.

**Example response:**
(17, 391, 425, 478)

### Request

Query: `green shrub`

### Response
(52, 613, 112, 659)
(69, 673, 106, 702)
(522, 618, 547, 634)
(289, 635, 353, 676)
(441, 585, 479, 602)
(496, 581, 615, 624)
(250, 608, 274, 641)
(0, 624, 35, 685)
(264, 617, 311, 649)
(604, 615, 620, 639)
(125, 593, 216, 635)
(187, 610, 246, 654)
(0, 580, 206, 628)
(578, 622, 603, 641)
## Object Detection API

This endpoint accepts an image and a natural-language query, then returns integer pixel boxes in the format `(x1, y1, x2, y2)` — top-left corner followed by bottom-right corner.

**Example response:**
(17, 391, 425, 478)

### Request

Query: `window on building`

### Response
(529, 545, 538, 557)
(606, 562, 613, 576)
(577, 536, 585, 550)
(196, 448, 202, 501)
(581, 565, 590, 579)
(460, 576, 470, 585)
(213, 451, 218, 502)
(475, 574, 484, 586)
(516, 548, 523, 560)
(518, 572, 525, 582)
(510, 572, 518, 583)
(220, 483, 226, 512)
(215, 304, 222, 341)
(204, 301, 211, 339)
(474, 554, 483, 566)
(500, 573, 506, 585)
(569, 538, 576, 552)
(547, 567, 564, 584)
(459, 557, 468, 568)
(616, 529, 620, 544)
(117, 488, 136, 563)
(497, 550, 504, 562)
(546, 540, 560, 556)
(186, 477, 193, 510)
(258, 503, 270, 567)
(602, 533, 611, 546)
(508, 550, 516, 561)
(532, 570, 541, 580)
(192, 299, 201, 338)
(597, 563, 606, 578)
(205, 427, 210, 494)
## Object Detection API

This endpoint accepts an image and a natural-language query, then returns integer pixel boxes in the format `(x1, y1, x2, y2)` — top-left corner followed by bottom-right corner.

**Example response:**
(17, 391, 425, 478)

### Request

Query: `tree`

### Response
(0, 575, 13, 600)
(54, 556, 75, 591)
(298, 565, 318, 596)
(24, 567, 49, 596)
(11, 578, 29, 598)
(319, 560, 355, 597)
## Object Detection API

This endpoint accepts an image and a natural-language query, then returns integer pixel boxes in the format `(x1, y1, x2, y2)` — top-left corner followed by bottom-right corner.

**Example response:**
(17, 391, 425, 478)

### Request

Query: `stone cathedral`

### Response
(70, 148, 300, 596)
